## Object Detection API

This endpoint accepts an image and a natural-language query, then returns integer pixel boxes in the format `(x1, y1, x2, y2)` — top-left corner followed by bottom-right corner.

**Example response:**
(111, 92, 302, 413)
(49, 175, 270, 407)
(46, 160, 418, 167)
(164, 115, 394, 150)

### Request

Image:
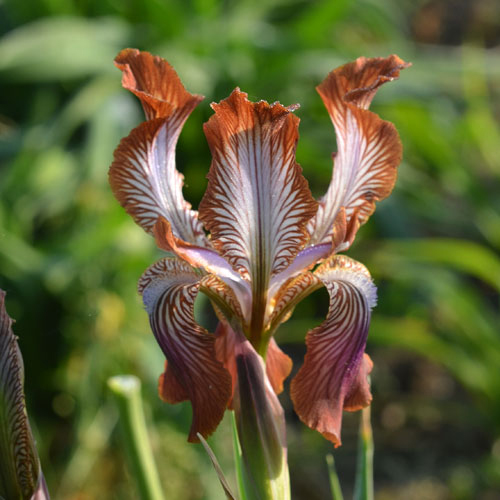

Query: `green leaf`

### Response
(0, 17, 130, 81)
(371, 238, 500, 292)
(197, 433, 237, 500)
(325, 454, 344, 500)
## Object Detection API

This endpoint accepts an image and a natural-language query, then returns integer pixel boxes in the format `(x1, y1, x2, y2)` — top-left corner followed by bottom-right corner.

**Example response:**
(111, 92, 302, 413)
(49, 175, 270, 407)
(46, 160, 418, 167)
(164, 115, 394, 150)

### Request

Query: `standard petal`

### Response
(138, 258, 232, 442)
(290, 255, 377, 447)
(308, 55, 410, 246)
(199, 89, 318, 284)
(114, 48, 203, 121)
(110, 50, 207, 245)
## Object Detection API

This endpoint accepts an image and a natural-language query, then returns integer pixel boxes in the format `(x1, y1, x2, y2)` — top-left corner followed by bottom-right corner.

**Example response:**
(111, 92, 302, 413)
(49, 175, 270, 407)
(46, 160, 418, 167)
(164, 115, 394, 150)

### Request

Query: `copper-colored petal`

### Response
(308, 55, 410, 246)
(110, 50, 207, 246)
(158, 360, 188, 403)
(154, 217, 251, 322)
(265, 338, 292, 395)
(344, 353, 373, 411)
(214, 322, 238, 407)
(114, 48, 203, 121)
(139, 258, 232, 442)
(268, 272, 322, 333)
(199, 89, 318, 286)
(290, 255, 376, 447)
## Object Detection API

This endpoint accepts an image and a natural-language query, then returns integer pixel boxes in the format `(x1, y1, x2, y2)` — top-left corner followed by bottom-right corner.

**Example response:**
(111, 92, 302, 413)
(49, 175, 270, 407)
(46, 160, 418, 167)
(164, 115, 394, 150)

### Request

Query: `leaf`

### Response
(0, 17, 130, 81)
(197, 433, 237, 500)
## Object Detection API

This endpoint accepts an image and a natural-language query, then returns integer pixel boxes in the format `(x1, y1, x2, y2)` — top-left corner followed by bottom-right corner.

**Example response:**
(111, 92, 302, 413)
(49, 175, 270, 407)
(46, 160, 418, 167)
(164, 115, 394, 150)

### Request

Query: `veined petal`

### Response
(267, 272, 322, 333)
(110, 50, 207, 245)
(265, 339, 292, 395)
(138, 258, 232, 441)
(114, 48, 203, 121)
(308, 55, 410, 246)
(199, 89, 318, 285)
(344, 353, 373, 411)
(290, 255, 376, 447)
(0, 291, 41, 500)
(268, 243, 330, 298)
(153, 217, 252, 319)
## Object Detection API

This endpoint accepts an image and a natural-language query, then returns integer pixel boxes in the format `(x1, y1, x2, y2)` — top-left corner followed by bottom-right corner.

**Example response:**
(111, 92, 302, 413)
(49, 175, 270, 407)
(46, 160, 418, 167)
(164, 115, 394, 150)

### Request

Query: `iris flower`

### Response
(109, 50, 408, 452)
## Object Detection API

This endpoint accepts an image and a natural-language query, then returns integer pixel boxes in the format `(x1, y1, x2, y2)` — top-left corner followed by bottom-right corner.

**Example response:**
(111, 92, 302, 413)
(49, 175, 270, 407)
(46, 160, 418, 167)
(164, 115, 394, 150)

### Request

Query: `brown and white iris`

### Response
(109, 49, 409, 446)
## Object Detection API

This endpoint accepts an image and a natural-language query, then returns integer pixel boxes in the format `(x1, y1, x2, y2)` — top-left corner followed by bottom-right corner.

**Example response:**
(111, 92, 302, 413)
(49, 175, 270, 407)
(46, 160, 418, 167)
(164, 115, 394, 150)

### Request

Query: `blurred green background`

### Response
(0, 0, 499, 498)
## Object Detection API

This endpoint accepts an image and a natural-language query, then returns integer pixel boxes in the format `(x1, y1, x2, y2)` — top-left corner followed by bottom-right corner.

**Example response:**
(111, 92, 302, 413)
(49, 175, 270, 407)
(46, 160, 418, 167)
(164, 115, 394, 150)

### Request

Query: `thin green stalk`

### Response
(231, 410, 248, 500)
(353, 406, 374, 500)
(197, 432, 237, 500)
(107, 375, 164, 500)
(325, 454, 344, 500)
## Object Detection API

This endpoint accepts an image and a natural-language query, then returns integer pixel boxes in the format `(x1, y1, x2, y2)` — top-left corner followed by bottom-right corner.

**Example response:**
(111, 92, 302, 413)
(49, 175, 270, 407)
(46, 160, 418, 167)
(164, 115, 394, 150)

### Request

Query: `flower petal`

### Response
(308, 55, 410, 246)
(138, 258, 232, 442)
(344, 353, 373, 411)
(110, 50, 207, 245)
(0, 290, 41, 500)
(265, 338, 292, 395)
(268, 272, 322, 333)
(153, 217, 252, 319)
(199, 89, 318, 285)
(114, 48, 203, 121)
(290, 255, 376, 447)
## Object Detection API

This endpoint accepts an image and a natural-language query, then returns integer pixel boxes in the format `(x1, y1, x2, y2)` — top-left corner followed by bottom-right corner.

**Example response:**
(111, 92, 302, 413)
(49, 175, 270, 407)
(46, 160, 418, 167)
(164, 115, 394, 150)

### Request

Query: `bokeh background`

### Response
(1, 0, 499, 498)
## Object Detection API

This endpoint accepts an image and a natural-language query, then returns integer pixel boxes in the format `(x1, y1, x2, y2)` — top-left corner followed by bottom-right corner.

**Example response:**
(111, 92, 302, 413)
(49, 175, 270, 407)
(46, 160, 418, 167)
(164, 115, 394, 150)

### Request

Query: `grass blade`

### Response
(197, 432, 237, 500)
(325, 454, 344, 500)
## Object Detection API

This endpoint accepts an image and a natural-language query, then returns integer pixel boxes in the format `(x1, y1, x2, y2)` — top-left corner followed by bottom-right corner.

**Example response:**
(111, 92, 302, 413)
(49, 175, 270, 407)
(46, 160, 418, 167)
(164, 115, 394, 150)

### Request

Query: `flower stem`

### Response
(353, 406, 374, 500)
(233, 340, 290, 500)
(108, 375, 164, 500)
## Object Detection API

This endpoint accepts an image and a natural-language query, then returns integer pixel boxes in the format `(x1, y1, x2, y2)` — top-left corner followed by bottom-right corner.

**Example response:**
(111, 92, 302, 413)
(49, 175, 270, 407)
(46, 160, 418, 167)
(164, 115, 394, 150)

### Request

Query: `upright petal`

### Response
(290, 256, 377, 447)
(200, 89, 318, 284)
(109, 50, 207, 245)
(308, 55, 410, 246)
(138, 258, 232, 441)
(114, 48, 203, 121)
(0, 291, 42, 499)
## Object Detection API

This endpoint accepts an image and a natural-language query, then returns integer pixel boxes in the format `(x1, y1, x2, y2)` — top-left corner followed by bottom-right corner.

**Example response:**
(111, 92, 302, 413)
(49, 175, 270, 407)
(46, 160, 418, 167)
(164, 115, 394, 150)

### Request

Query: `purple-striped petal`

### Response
(138, 258, 232, 441)
(290, 255, 376, 446)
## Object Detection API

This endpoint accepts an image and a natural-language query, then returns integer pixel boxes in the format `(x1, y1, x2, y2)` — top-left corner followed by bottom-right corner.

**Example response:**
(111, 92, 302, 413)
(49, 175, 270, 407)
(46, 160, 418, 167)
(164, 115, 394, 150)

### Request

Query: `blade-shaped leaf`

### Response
(197, 433, 237, 500)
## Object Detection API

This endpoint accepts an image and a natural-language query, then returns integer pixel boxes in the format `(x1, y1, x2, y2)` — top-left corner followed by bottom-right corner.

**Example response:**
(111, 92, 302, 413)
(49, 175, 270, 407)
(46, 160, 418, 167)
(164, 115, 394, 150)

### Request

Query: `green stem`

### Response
(353, 406, 374, 500)
(325, 454, 344, 500)
(107, 375, 164, 500)
(231, 411, 248, 500)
